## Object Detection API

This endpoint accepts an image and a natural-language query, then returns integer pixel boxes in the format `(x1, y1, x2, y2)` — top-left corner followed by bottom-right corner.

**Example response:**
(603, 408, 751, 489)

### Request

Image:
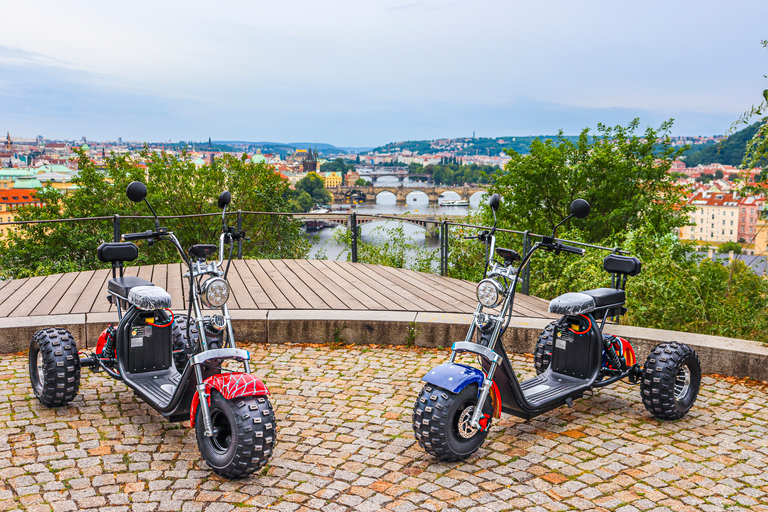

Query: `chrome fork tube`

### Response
(469, 291, 512, 430)
(470, 360, 497, 429)
(194, 363, 214, 437)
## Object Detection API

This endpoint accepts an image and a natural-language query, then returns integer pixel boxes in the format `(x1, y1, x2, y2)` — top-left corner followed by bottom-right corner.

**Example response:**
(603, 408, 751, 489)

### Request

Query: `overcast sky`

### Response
(1, 1, 766, 147)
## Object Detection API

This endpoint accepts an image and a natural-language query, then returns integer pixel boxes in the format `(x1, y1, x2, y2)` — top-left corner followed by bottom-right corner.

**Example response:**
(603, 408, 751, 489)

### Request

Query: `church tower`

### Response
(5, 132, 11, 151)
(302, 147, 317, 173)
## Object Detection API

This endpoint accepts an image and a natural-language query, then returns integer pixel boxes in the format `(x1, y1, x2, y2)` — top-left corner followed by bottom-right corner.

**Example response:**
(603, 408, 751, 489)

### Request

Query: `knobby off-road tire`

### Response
(195, 390, 275, 478)
(641, 342, 701, 420)
(29, 328, 80, 408)
(413, 384, 492, 461)
(172, 315, 198, 371)
(533, 321, 557, 375)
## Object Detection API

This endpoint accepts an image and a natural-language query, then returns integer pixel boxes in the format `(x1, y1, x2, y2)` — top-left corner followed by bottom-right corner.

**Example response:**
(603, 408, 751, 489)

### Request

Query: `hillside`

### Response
(682, 122, 763, 167)
(373, 135, 579, 156)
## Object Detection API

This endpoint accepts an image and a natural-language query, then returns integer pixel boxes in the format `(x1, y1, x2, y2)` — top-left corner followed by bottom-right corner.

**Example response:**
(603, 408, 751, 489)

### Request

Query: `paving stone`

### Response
(3, 344, 768, 511)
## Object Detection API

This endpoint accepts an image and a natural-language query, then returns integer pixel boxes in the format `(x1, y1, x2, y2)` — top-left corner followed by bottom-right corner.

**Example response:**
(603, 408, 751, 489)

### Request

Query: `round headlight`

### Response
(476, 279, 504, 308)
(200, 277, 230, 308)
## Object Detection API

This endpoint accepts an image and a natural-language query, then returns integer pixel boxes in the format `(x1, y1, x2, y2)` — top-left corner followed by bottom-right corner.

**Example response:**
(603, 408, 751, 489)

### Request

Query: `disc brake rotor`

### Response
(457, 405, 479, 439)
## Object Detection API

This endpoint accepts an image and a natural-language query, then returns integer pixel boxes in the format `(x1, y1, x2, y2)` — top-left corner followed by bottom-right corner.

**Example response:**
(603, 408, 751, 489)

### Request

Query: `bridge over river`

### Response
(328, 184, 488, 204)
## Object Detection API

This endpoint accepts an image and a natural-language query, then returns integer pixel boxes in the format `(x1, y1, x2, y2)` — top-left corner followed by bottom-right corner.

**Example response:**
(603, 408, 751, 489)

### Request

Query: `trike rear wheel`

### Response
(533, 321, 557, 374)
(641, 342, 701, 420)
(29, 328, 80, 408)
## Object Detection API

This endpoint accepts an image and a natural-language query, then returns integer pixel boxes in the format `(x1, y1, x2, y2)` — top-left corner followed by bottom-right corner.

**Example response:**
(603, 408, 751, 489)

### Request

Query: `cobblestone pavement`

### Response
(2, 343, 768, 512)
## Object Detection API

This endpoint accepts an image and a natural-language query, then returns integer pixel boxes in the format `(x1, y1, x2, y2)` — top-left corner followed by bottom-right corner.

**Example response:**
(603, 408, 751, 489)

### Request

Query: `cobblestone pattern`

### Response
(2, 343, 768, 512)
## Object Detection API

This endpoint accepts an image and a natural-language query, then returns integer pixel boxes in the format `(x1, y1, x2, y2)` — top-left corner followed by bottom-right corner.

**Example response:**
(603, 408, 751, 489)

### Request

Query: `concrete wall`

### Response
(3, 310, 767, 382)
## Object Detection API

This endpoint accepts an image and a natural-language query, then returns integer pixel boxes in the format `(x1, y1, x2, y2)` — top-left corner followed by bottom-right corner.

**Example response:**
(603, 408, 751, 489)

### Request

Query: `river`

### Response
(303, 178, 488, 260)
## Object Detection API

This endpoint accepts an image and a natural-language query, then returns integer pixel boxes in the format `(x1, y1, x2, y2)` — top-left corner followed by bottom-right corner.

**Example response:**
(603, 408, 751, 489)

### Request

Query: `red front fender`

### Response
(190, 372, 269, 426)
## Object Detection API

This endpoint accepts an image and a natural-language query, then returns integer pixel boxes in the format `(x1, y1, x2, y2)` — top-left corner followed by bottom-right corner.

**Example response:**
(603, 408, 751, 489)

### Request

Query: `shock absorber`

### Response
(603, 334, 624, 371)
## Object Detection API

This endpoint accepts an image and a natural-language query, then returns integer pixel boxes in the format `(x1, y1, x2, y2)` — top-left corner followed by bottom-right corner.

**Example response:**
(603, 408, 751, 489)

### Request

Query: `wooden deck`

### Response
(0, 260, 556, 320)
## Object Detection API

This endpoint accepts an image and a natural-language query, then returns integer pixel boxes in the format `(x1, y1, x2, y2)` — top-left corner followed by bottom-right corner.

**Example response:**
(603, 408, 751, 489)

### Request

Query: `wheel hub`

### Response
(209, 411, 232, 453)
(674, 365, 691, 400)
(36, 351, 44, 384)
(457, 406, 478, 439)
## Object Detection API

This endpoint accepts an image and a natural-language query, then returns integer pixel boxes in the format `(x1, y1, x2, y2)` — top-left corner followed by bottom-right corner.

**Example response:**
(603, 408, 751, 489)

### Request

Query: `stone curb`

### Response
(1, 310, 765, 381)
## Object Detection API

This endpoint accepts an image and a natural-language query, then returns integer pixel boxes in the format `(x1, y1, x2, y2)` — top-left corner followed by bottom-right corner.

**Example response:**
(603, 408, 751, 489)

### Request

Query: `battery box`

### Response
(126, 312, 172, 373)
(550, 317, 598, 379)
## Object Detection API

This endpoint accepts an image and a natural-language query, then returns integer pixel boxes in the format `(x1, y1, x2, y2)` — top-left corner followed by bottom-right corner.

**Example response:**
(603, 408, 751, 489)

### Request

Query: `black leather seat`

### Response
(108, 276, 154, 299)
(582, 288, 625, 308)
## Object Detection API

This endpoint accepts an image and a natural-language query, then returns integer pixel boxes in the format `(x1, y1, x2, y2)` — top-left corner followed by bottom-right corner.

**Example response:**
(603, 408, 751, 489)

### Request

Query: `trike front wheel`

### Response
(195, 390, 275, 478)
(413, 384, 491, 461)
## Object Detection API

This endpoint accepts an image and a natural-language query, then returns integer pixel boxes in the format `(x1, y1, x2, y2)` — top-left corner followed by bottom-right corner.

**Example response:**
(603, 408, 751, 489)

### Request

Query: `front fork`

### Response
(194, 364, 214, 437)
(191, 301, 250, 438)
(450, 340, 503, 430)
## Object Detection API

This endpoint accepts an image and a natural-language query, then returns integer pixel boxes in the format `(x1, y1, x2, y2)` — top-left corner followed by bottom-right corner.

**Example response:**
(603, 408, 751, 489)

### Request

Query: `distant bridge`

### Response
(295, 213, 465, 236)
(327, 185, 488, 204)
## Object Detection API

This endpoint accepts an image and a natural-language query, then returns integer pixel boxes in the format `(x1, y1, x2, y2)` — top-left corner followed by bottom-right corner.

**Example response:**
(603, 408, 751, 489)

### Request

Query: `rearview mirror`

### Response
(488, 193, 501, 212)
(126, 181, 147, 203)
(218, 191, 231, 210)
(570, 199, 590, 219)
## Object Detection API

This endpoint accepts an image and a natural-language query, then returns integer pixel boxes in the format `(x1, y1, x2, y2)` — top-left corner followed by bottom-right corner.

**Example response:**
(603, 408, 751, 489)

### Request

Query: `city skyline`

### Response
(1, 1, 767, 146)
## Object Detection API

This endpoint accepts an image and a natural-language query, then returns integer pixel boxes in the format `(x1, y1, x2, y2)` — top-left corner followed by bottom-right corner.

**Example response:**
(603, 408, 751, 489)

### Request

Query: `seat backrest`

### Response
(98, 242, 139, 279)
(604, 254, 641, 276)
(604, 254, 641, 290)
(98, 242, 139, 263)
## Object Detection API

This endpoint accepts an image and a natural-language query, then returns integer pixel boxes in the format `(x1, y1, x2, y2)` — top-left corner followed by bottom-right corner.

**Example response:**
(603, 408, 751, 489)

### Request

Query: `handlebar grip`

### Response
(122, 230, 155, 241)
(558, 244, 584, 255)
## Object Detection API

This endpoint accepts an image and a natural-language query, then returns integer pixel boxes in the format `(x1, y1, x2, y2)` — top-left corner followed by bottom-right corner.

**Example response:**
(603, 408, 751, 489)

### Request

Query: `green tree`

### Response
(718, 241, 742, 254)
(320, 158, 355, 183)
(294, 172, 332, 208)
(0, 149, 308, 278)
(731, 39, 768, 169)
(489, 119, 690, 241)
(354, 178, 368, 186)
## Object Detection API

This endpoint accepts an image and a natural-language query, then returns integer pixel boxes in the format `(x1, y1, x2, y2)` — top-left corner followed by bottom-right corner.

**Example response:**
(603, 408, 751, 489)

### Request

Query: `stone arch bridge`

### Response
(327, 185, 488, 204)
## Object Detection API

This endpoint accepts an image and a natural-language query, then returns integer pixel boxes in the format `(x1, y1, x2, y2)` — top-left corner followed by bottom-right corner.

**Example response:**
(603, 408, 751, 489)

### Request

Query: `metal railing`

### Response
(1, 210, 626, 294)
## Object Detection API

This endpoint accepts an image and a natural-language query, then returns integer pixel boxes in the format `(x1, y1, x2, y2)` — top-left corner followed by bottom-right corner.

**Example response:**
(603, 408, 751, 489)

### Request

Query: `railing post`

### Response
(440, 221, 449, 276)
(236, 210, 243, 259)
(521, 230, 530, 295)
(349, 212, 358, 263)
(113, 214, 121, 242)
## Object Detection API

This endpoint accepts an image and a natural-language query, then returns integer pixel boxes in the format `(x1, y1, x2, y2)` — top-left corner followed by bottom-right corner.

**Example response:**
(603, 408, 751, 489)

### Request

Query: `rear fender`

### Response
(190, 372, 269, 427)
(422, 363, 501, 419)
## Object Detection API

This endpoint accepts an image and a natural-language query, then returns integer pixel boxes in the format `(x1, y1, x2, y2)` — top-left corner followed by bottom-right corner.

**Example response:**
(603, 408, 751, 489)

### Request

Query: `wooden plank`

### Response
(1, 276, 47, 317)
(90, 268, 114, 313)
(254, 260, 311, 309)
(394, 268, 476, 312)
(137, 264, 153, 283)
(10, 274, 64, 317)
(282, 259, 350, 310)
(362, 263, 457, 312)
(302, 260, 368, 310)
(0, 279, 27, 313)
(153, 264, 168, 294)
(240, 260, 287, 309)
(109, 265, 140, 313)
(317, 261, 404, 311)
(51, 270, 95, 315)
(31, 272, 79, 317)
(403, 269, 478, 308)
(271, 260, 330, 309)
(166, 263, 186, 311)
(0, 278, 15, 294)
(71, 269, 111, 314)
(224, 263, 259, 309)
